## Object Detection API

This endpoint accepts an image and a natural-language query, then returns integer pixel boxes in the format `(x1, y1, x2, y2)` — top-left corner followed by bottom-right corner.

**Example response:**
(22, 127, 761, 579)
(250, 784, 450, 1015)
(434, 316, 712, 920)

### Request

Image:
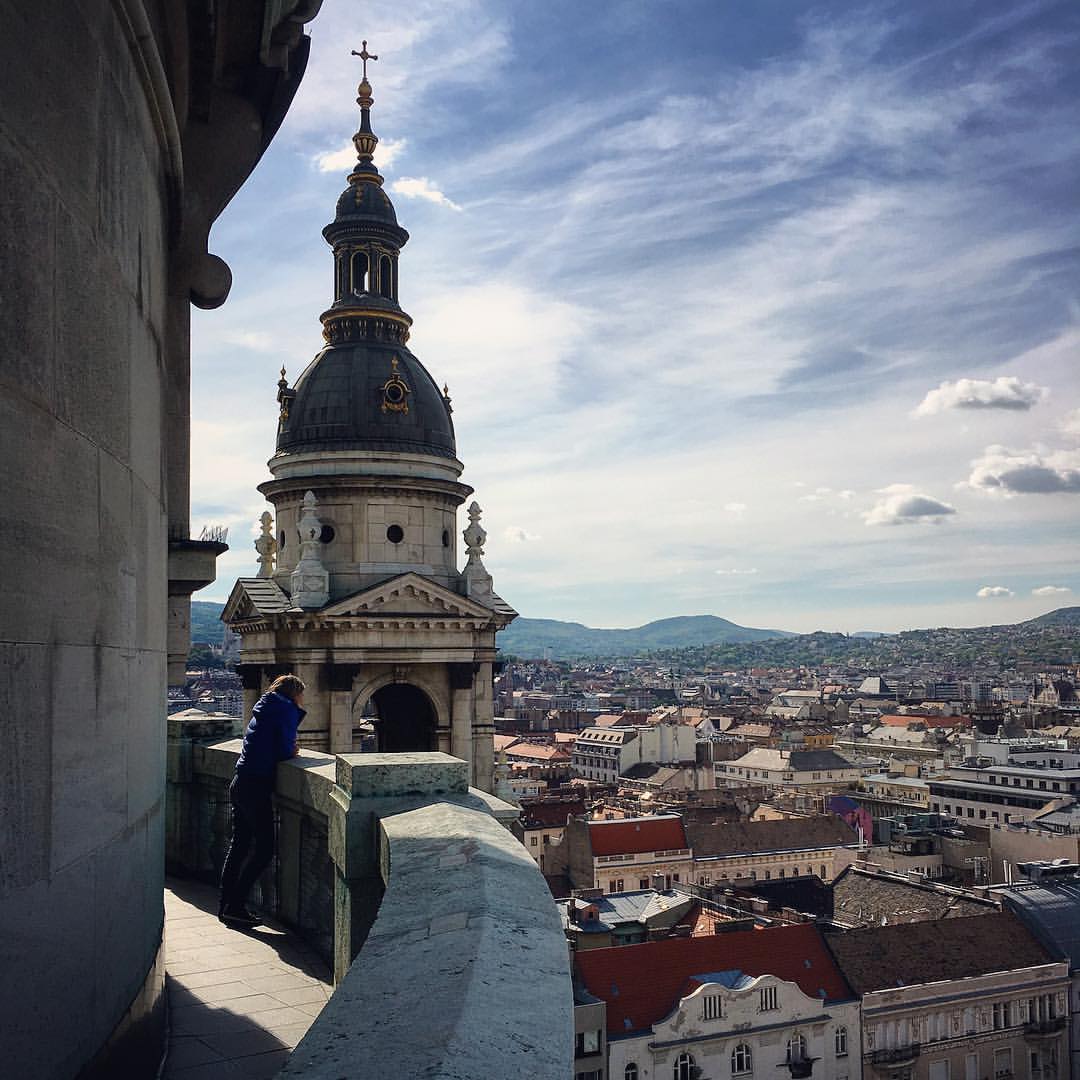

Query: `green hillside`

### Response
(495, 614, 794, 658)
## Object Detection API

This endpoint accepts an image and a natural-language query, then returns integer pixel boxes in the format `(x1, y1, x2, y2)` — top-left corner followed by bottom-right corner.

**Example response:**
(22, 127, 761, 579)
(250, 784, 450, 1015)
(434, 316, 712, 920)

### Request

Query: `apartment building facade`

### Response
(829, 913, 1068, 1080)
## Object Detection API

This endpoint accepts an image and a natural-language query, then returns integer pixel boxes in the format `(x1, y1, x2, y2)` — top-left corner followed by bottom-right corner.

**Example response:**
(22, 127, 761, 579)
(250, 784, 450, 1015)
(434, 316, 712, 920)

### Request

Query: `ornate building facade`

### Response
(224, 51, 515, 790)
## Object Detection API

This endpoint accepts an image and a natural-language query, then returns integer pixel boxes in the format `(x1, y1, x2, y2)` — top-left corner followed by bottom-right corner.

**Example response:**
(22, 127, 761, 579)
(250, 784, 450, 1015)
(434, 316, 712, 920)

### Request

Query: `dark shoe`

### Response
(220, 908, 261, 928)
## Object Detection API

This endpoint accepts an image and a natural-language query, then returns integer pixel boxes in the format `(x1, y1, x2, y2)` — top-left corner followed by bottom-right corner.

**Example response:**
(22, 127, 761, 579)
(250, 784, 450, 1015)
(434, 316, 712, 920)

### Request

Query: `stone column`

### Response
(472, 661, 496, 793)
(326, 664, 360, 753)
(449, 663, 475, 777)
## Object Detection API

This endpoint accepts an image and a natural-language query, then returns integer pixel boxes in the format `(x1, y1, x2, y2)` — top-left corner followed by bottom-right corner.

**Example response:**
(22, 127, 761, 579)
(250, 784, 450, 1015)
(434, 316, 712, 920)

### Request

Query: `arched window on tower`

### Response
(380, 254, 393, 298)
(350, 250, 368, 293)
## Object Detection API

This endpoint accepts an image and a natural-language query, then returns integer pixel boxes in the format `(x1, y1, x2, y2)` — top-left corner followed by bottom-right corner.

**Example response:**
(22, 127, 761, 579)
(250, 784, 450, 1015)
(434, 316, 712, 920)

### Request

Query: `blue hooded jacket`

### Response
(235, 691, 305, 778)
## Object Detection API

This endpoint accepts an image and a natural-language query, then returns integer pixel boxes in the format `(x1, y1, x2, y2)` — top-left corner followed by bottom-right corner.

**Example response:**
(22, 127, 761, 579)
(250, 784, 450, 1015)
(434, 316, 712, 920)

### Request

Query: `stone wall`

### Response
(166, 741, 574, 1076)
(0, 5, 172, 1076)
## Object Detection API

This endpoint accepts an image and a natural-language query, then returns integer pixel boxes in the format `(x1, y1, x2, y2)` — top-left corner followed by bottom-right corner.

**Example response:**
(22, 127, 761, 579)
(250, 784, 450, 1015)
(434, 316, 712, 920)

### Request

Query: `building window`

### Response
(673, 1052, 695, 1080)
(760, 986, 778, 1011)
(703, 995, 724, 1021)
(835, 1025, 848, 1056)
(928, 1061, 950, 1080)
(786, 1033, 807, 1063)
(992, 1002, 1006, 1030)
(625, 1066, 638, 1080)
(530, 836, 538, 847)
(639, 878, 649, 889)
(821, 865, 827, 877)
(993, 1048, 1012, 1079)
(732, 1043, 753, 1074)
(575, 1030, 600, 1057)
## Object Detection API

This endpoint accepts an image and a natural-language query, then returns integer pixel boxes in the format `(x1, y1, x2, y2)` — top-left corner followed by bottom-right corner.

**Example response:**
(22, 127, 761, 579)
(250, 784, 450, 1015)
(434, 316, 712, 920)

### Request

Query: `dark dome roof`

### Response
(276, 342, 457, 459)
(334, 177, 401, 227)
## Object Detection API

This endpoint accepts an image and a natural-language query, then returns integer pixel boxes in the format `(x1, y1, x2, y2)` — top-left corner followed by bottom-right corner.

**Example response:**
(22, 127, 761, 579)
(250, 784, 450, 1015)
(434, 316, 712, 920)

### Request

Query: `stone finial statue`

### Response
(255, 510, 278, 578)
(290, 490, 329, 609)
(462, 501, 495, 603)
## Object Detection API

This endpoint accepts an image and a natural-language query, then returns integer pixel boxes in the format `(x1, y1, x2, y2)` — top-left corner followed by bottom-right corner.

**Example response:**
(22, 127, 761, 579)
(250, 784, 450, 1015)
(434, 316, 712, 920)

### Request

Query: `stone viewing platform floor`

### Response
(163, 878, 332, 1079)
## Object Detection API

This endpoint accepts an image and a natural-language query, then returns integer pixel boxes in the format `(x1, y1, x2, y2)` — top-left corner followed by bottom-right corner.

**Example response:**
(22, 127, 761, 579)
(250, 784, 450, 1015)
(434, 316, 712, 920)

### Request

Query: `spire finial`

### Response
(351, 40, 378, 81)
(348, 42, 380, 174)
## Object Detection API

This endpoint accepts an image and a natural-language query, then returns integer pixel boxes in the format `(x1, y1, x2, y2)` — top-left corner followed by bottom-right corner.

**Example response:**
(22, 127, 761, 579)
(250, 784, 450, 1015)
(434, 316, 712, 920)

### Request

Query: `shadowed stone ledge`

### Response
(279, 796, 573, 1078)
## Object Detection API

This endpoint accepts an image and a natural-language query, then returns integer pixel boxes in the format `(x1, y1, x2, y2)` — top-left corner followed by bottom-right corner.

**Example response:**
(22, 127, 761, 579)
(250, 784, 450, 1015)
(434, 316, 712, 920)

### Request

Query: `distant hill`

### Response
(1025, 606, 1080, 628)
(495, 614, 794, 658)
(191, 600, 226, 644)
(851, 631, 890, 639)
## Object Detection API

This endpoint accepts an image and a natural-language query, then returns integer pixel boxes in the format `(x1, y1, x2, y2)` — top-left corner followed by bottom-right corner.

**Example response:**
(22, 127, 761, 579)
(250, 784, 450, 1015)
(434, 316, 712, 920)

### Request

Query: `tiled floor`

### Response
(163, 878, 333, 1079)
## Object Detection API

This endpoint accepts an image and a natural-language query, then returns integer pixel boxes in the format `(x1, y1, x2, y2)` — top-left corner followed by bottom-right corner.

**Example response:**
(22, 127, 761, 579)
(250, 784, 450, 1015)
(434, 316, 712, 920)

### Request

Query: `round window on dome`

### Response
(386, 524, 404, 544)
(320, 525, 335, 544)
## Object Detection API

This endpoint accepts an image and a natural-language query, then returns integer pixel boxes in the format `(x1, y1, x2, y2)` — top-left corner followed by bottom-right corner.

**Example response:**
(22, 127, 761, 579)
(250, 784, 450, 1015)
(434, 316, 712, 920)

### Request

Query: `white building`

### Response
(716, 747, 862, 790)
(575, 922, 861, 1080)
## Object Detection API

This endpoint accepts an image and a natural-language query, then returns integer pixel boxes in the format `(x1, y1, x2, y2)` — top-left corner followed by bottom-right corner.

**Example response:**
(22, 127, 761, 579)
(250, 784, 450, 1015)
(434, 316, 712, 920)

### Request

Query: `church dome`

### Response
(332, 173, 404, 230)
(276, 342, 457, 460)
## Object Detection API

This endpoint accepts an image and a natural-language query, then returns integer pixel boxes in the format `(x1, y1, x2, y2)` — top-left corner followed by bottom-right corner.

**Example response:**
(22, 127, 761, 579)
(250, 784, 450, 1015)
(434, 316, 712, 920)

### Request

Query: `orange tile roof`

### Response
(879, 714, 912, 727)
(504, 742, 570, 762)
(576, 922, 851, 1035)
(587, 816, 688, 857)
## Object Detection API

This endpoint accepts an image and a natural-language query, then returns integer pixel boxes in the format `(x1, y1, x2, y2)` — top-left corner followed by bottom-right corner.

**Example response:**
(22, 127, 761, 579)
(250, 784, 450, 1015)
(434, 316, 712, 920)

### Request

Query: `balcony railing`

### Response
(1024, 1016, 1066, 1039)
(166, 723, 573, 1078)
(870, 1043, 921, 1067)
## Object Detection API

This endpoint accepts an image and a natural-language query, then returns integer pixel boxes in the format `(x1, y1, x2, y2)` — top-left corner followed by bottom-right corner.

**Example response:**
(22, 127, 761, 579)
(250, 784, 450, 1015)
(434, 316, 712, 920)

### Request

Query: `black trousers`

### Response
(219, 773, 275, 913)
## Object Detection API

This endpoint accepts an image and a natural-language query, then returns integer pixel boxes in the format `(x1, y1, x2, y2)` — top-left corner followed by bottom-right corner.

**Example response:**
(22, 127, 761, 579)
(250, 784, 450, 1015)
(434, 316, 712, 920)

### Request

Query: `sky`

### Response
(191, 0, 1080, 634)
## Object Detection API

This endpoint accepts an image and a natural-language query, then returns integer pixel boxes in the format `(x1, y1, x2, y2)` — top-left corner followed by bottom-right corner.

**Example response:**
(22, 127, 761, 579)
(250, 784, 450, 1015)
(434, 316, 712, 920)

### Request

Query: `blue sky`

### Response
(191, 0, 1080, 633)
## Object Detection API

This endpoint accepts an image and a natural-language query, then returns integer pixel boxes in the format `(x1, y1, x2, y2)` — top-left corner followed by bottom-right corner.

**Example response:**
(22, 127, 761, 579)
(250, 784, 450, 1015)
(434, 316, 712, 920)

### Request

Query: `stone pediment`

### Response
(320, 573, 497, 622)
(222, 577, 301, 624)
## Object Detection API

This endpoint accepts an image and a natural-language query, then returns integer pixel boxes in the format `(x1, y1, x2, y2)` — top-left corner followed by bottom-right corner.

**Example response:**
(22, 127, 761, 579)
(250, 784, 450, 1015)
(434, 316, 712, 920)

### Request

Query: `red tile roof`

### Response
(575, 923, 851, 1035)
(587, 816, 688, 857)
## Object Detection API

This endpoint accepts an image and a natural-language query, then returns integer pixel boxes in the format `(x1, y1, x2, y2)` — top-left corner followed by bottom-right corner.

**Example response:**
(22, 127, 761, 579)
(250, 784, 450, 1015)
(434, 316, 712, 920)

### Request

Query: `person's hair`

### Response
(267, 674, 306, 701)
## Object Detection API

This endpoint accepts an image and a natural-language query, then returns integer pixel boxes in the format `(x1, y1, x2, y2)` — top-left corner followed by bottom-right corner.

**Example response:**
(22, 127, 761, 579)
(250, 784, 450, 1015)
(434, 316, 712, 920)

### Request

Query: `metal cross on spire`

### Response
(351, 41, 378, 80)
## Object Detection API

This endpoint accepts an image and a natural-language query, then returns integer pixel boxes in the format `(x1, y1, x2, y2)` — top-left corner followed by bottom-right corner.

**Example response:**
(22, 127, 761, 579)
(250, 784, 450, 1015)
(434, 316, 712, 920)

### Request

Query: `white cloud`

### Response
(715, 567, 759, 576)
(390, 176, 461, 210)
(222, 330, 277, 352)
(503, 526, 540, 543)
(965, 445, 1080, 496)
(863, 484, 957, 526)
(1032, 585, 1071, 596)
(723, 502, 747, 517)
(1061, 409, 1080, 439)
(313, 143, 356, 173)
(977, 585, 1013, 598)
(313, 136, 407, 174)
(913, 376, 1047, 417)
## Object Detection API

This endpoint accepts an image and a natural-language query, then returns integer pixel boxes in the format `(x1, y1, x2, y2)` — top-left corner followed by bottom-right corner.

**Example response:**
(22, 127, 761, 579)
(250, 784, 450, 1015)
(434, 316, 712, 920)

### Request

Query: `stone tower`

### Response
(223, 47, 515, 791)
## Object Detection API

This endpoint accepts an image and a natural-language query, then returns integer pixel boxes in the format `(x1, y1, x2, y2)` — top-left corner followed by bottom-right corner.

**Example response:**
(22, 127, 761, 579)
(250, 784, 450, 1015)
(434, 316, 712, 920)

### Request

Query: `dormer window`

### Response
(760, 985, 778, 1011)
(703, 994, 724, 1021)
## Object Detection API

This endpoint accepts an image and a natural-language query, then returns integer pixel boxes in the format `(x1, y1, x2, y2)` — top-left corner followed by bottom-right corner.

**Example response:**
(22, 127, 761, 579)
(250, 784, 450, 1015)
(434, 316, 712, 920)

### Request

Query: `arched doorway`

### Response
(369, 683, 437, 752)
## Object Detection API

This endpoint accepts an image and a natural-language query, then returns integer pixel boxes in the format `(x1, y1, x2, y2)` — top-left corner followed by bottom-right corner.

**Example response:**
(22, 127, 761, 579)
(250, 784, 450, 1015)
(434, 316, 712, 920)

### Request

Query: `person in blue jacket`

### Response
(218, 674, 306, 927)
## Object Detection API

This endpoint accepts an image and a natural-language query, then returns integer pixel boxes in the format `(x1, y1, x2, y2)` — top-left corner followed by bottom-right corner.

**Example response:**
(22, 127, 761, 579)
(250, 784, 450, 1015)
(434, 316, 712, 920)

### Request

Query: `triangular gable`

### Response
(320, 573, 496, 620)
(221, 577, 298, 623)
